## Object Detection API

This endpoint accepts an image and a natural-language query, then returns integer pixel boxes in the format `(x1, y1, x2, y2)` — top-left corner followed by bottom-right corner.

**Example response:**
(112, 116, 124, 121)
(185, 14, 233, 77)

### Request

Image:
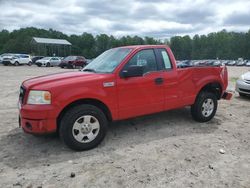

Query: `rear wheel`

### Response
(46, 62, 50, 67)
(59, 104, 108, 151)
(191, 92, 217, 122)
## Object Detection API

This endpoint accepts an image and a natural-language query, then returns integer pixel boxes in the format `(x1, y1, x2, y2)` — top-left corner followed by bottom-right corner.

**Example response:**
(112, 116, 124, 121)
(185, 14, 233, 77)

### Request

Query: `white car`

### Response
(3, 54, 32, 66)
(0, 53, 14, 64)
(236, 71, 250, 97)
(246, 61, 250, 67)
(0, 54, 7, 63)
(35, 57, 61, 67)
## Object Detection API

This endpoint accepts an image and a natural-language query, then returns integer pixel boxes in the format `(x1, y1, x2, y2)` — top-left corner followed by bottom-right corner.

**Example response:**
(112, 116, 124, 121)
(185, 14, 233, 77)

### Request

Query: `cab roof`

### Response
(117, 45, 168, 50)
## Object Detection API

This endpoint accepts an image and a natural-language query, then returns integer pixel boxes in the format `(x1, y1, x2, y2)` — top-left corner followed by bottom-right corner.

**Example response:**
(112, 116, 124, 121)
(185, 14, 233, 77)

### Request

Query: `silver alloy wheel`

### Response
(72, 115, 100, 143)
(201, 98, 214, 117)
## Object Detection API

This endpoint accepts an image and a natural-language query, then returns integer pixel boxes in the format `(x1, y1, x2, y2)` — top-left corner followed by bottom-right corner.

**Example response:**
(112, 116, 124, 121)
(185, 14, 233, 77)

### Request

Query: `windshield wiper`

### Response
(82, 68, 96, 73)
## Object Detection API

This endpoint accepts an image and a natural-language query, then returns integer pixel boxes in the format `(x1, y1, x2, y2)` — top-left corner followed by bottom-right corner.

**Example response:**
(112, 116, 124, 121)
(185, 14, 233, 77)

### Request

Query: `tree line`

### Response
(0, 27, 249, 60)
(169, 29, 250, 60)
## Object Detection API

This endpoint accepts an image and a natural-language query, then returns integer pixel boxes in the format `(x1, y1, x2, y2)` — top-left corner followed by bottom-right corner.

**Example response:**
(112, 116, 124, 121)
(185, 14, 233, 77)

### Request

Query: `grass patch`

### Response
(230, 77, 238, 82)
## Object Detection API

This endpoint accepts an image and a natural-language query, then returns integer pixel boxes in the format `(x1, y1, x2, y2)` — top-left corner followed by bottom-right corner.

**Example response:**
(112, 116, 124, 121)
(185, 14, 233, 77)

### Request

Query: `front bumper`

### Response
(59, 62, 71, 68)
(19, 104, 58, 134)
(2, 60, 11, 65)
(35, 62, 42, 66)
(236, 80, 250, 95)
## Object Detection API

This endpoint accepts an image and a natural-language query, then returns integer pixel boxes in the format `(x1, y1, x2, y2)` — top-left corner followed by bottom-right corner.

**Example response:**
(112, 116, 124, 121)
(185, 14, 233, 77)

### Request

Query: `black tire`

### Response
(191, 92, 218, 122)
(59, 104, 108, 151)
(37, 64, 41, 67)
(14, 61, 19, 66)
(67, 64, 73, 69)
(28, 61, 32, 66)
(239, 92, 247, 97)
(46, 62, 50, 67)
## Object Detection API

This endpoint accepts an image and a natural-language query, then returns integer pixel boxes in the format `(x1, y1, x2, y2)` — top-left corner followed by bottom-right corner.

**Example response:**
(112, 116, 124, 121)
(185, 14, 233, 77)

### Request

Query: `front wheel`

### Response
(46, 62, 50, 67)
(191, 92, 218, 122)
(28, 61, 32, 66)
(59, 104, 108, 151)
(14, 61, 19, 66)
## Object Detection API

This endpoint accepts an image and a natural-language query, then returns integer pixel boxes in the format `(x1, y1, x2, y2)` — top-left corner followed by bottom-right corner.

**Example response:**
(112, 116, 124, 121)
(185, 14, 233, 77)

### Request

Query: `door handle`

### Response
(155, 77, 164, 85)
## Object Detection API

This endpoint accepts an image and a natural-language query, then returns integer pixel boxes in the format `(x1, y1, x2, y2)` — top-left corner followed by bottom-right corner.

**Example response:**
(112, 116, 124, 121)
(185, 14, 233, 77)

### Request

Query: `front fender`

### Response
(52, 85, 118, 120)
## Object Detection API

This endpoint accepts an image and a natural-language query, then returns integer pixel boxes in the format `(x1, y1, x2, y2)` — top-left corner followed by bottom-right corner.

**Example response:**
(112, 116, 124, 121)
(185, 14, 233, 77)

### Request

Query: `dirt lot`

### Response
(0, 65, 249, 188)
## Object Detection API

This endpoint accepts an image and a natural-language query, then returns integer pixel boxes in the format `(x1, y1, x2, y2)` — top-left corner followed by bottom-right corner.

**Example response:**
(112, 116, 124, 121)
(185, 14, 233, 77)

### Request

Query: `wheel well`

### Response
(56, 99, 112, 131)
(199, 82, 222, 99)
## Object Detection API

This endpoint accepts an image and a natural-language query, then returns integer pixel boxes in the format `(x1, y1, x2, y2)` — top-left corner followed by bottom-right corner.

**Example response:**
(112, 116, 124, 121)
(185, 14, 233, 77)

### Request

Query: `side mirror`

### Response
(121, 65, 144, 78)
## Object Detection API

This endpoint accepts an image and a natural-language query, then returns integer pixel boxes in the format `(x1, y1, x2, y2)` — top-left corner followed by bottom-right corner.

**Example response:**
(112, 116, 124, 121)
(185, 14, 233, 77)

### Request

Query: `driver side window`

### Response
(124, 49, 157, 74)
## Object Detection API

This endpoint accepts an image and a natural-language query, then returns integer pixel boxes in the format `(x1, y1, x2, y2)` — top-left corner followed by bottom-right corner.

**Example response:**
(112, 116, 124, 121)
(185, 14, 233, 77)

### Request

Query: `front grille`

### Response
(3, 60, 11, 64)
(19, 85, 26, 104)
(239, 88, 250, 93)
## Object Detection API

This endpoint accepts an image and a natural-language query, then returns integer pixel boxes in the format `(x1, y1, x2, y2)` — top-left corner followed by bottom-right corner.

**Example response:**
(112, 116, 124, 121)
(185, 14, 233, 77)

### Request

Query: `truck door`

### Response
(155, 48, 181, 110)
(117, 49, 165, 119)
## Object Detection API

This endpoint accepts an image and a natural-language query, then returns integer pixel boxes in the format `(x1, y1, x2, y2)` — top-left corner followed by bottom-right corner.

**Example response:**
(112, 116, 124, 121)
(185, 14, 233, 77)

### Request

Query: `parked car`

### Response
(227, 60, 236, 66)
(31, 56, 44, 64)
(18, 45, 232, 151)
(176, 60, 192, 68)
(246, 61, 250, 66)
(212, 60, 222, 66)
(223, 60, 230, 65)
(35, 57, 61, 67)
(2, 54, 32, 66)
(236, 60, 245, 66)
(0, 53, 12, 64)
(236, 71, 250, 97)
(59, 56, 87, 68)
(203, 60, 212, 66)
(191, 60, 200, 66)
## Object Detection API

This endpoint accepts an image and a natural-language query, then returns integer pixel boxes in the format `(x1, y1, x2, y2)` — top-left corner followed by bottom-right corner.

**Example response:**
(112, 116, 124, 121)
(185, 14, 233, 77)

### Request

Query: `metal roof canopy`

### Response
(32, 37, 72, 45)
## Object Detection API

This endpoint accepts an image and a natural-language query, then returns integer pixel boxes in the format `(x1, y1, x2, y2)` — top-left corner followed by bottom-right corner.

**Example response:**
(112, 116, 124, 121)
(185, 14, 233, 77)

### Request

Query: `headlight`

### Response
(27, 90, 51, 104)
(240, 75, 245, 80)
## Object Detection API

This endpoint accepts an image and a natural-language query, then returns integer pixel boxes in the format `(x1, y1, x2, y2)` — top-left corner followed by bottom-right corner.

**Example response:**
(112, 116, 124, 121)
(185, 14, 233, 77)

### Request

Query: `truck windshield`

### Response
(82, 48, 132, 73)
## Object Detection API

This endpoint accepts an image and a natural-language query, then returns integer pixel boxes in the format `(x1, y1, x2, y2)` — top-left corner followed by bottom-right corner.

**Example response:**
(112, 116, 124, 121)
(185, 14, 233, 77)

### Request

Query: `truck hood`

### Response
(23, 71, 110, 89)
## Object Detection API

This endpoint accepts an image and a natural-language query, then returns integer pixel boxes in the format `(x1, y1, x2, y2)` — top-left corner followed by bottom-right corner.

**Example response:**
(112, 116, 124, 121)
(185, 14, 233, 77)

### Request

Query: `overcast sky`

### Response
(0, 0, 250, 38)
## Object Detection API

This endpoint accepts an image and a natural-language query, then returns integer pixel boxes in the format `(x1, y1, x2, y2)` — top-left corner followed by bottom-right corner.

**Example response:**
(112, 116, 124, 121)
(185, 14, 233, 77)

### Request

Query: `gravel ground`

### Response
(0, 65, 249, 188)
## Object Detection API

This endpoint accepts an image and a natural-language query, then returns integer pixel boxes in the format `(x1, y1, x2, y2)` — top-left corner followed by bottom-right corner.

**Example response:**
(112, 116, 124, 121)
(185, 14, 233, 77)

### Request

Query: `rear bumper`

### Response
(19, 104, 58, 134)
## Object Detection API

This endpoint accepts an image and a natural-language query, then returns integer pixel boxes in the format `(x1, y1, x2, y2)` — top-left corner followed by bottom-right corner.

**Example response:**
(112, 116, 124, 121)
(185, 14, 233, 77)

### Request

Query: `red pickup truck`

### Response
(19, 45, 231, 150)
